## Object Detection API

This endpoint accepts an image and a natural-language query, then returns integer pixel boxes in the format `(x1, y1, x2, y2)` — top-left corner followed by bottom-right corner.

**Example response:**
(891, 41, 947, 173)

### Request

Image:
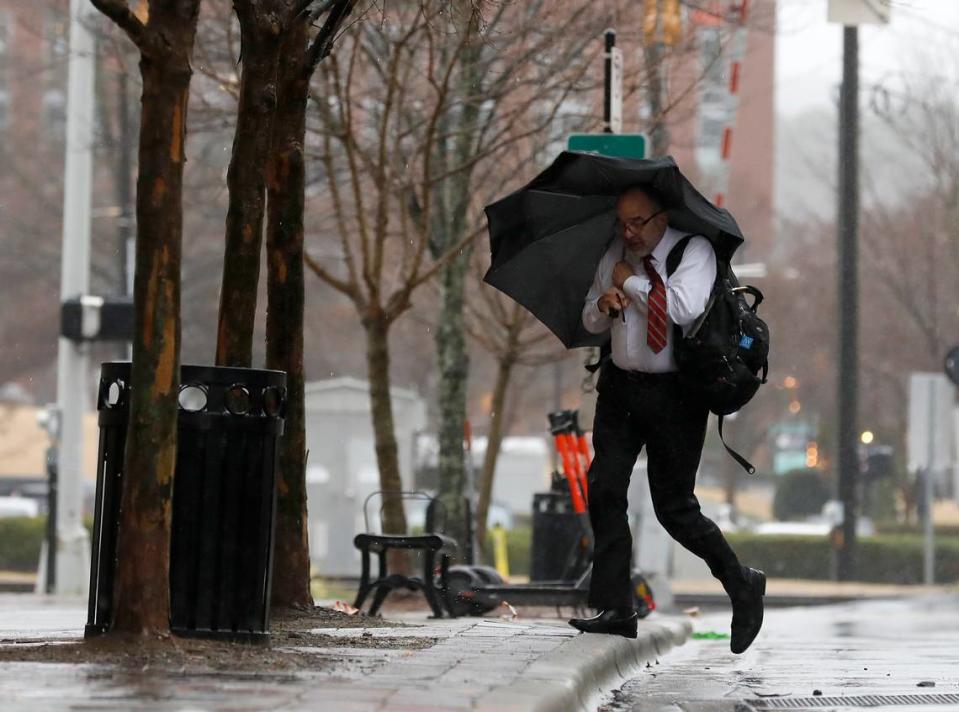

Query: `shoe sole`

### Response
(568, 619, 639, 639)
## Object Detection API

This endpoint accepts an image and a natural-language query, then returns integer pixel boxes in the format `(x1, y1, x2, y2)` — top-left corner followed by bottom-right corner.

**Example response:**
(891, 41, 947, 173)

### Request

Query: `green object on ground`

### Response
(692, 631, 730, 640)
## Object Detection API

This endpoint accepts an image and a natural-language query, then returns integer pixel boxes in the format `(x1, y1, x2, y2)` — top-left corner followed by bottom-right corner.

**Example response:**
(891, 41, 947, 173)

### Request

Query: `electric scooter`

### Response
(447, 410, 655, 618)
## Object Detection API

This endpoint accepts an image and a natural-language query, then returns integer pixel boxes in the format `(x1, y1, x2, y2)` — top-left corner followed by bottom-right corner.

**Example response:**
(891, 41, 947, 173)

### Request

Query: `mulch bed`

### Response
(0, 605, 435, 671)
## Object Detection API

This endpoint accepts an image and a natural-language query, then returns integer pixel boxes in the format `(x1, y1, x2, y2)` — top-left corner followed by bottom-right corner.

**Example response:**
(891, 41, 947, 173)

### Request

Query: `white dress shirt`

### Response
(582, 226, 717, 373)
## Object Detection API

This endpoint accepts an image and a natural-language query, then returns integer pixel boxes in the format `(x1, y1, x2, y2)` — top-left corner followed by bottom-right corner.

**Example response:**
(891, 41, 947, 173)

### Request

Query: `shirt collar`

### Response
(649, 226, 683, 266)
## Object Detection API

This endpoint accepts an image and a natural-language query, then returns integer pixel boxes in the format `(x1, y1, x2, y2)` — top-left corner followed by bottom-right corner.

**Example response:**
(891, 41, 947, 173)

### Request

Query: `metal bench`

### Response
(352, 491, 457, 618)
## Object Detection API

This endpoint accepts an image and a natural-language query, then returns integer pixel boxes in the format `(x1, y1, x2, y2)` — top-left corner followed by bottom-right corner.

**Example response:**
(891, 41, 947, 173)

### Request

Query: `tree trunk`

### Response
(265, 25, 312, 609)
(112, 36, 196, 636)
(475, 352, 515, 560)
(435, 252, 471, 557)
(643, 31, 670, 157)
(216, 8, 283, 367)
(433, 4, 483, 560)
(364, 314, 408, 537)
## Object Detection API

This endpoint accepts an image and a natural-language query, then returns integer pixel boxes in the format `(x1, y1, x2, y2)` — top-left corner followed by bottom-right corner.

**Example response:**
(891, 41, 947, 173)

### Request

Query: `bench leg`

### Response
(368, 583, 391, 617)
(421, 550, 445, 619)
(354, 548, 373, 611)
(367, 551, 391, 616)
(438, 554, 456, 617)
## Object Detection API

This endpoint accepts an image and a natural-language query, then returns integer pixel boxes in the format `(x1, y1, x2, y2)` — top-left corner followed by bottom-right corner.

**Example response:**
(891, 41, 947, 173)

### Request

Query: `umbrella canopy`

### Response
(483, 151, 747, 349)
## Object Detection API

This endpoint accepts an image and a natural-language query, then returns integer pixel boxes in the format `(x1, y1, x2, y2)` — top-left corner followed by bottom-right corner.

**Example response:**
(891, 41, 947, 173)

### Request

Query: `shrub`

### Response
(0, 517, 46, 572)
(726, 532, 959, 584)
(773, 469, 830, 521)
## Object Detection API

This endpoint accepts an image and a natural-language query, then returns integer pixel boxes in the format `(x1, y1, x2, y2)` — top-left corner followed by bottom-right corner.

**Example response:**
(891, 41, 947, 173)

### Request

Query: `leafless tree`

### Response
(89, 0, 201, 635)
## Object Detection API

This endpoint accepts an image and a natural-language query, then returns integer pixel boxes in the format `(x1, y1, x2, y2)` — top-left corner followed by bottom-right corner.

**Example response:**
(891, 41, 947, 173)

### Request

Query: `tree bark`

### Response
(643, 27, 670, 157)
(109, 1, 200, 635)
(433, 3, 482, 560)
(264, 20, 312, 610)
(435, 252, 471, 556)
(216, 3, 284, 367)
(475, 350, 515, 560)
(364, 314, 408, 537)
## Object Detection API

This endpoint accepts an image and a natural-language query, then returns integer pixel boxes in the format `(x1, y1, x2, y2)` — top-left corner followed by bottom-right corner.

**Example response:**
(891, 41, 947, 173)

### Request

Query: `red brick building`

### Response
(0, 1, 69, 398)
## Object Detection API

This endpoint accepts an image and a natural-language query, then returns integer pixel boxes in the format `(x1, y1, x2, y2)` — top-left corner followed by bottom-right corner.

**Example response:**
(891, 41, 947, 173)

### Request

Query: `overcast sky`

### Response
(775, 0, 959, 117)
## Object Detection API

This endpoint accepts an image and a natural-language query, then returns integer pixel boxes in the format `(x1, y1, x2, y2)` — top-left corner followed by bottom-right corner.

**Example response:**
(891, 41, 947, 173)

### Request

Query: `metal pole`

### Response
(603, 29, 615, 133)
(923, 379, 936, 585)
(45, 446, 58, 594)
(117, 69, 135, 361)
(836, 26, 859, 581)
(835, 26, 859, 581)
(54, 0, 96, 595)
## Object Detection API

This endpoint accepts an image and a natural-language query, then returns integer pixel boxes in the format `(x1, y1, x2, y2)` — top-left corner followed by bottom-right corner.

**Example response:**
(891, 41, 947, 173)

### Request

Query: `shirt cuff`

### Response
(589, 299, 609, 320)
(622, 275, 650, 303)
(582, 299, 611, 333)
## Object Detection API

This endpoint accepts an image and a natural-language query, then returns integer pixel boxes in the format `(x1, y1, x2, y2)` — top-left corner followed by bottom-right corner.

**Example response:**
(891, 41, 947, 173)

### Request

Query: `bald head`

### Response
(617, 186, 662, 214)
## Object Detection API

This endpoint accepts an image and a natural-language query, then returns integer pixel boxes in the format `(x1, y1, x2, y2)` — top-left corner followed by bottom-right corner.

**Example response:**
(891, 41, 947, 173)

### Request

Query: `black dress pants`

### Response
(587, 362, 742, 610)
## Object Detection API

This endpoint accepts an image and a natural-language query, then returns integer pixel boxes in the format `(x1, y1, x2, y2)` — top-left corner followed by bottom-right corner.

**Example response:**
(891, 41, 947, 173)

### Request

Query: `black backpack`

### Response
(665, 234, 769, 473)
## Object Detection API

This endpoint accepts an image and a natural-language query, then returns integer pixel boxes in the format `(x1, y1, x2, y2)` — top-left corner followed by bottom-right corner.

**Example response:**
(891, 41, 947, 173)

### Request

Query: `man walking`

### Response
(568, 186, 765, 654)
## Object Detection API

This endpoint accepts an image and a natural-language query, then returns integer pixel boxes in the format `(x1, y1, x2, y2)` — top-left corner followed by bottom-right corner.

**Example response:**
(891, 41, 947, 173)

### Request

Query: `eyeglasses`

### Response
(615, 209, 665, 234)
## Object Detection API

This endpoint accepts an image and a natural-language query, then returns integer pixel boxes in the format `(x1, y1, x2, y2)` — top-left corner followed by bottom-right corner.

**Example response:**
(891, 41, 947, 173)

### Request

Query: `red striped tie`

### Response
(642, 256, 667, 353)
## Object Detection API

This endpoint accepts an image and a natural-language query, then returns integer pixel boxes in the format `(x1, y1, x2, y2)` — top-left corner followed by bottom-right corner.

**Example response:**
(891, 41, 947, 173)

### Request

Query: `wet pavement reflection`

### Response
(598, 594, 959, 712)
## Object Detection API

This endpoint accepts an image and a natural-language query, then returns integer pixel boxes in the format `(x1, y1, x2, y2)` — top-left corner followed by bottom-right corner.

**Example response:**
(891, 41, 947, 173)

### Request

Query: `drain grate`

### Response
(750, 693, 959, 709)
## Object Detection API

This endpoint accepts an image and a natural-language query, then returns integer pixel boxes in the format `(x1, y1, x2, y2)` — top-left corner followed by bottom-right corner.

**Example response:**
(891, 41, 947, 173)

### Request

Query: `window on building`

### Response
(45, 8, 67, 62)
(0, 10, 12, 56)
(0, 89, 9, 134)
(0, 10, 8, 137)
(43, 88, 67, 142)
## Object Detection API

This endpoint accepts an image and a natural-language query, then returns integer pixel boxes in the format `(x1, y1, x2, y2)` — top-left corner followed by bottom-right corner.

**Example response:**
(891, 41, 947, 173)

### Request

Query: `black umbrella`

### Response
(483, 151, 747, 349)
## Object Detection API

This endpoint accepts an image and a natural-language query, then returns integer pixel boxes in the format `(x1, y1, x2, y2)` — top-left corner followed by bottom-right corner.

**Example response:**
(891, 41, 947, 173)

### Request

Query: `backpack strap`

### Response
(718, 415, 757, 474)
(665, 234, 696, 277)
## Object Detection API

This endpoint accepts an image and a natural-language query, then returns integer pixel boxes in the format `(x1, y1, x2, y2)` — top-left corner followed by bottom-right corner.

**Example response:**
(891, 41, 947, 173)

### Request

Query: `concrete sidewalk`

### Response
(0, 595, 691, 712)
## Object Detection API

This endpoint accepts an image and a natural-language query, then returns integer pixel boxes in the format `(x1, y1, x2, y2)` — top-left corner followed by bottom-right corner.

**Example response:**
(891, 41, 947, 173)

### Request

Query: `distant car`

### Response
(0, 477, 49, 515)
(0, 496, 40, 518)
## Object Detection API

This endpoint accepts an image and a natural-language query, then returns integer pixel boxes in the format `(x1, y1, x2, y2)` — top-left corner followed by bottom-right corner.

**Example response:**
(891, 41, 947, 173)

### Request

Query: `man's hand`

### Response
(612, 260, 635, 289)
(598, 287, 630, 316)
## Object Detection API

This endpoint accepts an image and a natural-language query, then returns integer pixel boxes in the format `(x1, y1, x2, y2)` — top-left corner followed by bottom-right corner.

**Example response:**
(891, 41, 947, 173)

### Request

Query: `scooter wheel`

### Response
(445, 566, 495, 617)
(468, 565, 505, 586)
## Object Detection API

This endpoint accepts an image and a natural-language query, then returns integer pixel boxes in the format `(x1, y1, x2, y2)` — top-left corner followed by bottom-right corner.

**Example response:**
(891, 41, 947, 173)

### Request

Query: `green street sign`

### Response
(567, 133, 647, 159)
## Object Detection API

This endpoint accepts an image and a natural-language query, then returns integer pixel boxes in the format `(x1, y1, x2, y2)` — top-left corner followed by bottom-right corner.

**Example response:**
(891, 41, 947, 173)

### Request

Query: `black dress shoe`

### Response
(729, 567, 766, 654)
(568, 608, 638, 639)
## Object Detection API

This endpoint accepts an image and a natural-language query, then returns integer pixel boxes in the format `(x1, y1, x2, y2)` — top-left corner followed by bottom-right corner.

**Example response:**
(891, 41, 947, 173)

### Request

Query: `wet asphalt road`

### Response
(598, 594, 959, 712)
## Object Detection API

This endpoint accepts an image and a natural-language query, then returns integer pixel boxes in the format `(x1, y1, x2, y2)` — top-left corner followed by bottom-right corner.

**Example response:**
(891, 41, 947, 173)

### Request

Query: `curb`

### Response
(474, 616, 692, 712)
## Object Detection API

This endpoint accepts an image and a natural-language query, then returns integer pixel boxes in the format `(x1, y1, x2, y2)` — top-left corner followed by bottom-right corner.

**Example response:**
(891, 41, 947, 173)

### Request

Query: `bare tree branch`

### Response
(305, 0, 360, 76)
(89, 0, 151, 53)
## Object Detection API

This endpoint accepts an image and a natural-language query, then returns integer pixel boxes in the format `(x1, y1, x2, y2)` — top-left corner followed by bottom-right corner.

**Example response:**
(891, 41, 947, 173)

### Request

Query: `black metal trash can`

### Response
(85, 361, 286, 643)
(529, 487, 580, 581)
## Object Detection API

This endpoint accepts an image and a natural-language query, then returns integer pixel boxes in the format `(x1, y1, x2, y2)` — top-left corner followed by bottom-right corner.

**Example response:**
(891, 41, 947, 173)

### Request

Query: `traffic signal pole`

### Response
(835, 26, 859, 581)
